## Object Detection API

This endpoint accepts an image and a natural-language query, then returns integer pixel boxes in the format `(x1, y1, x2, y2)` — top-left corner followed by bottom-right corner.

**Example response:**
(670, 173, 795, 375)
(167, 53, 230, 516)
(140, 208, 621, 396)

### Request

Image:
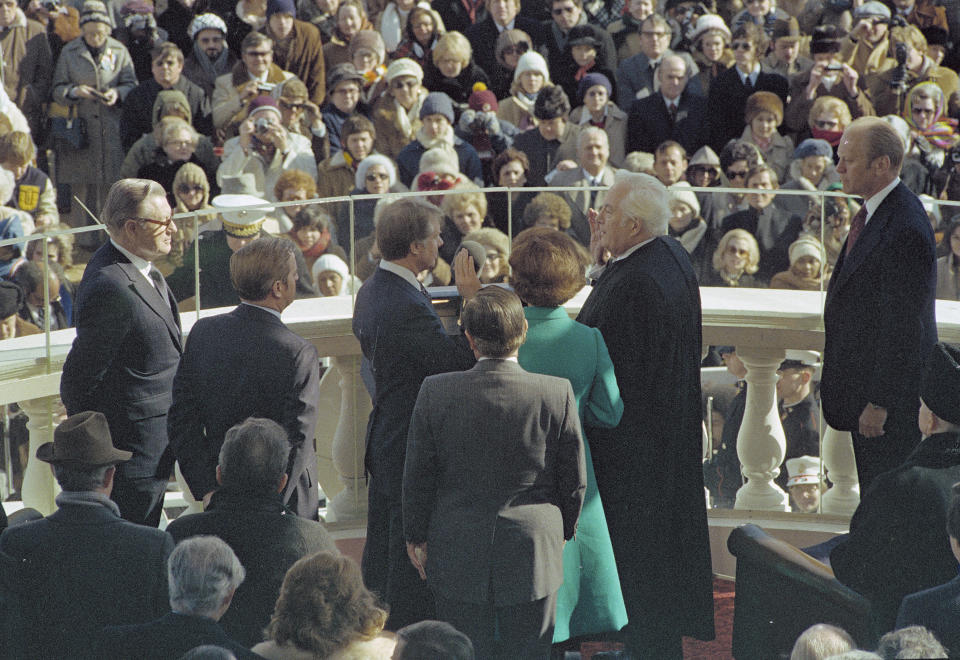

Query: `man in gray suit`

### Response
(549, 126, 617, 246)
(402, 286, 587, 660)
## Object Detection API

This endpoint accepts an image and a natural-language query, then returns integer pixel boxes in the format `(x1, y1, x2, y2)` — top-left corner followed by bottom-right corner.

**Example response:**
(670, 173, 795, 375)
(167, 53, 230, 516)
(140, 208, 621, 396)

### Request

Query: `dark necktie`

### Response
(589, 180, 599, 209)
(668, 103, 678, 125)
(419, 282, 431, 299)
(149, 267, 170, 305)
(845, 206, 868, 256)
(744, 75, 753, 91)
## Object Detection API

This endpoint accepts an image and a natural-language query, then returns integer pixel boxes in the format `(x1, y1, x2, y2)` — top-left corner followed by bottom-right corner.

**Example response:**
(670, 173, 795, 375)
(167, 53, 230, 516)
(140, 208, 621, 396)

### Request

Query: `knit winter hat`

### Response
(468, 83, 498, 112)
(577, 72, 612, 103)
(188, 12, 227, 38)
(418, 145, 459, 176)
(79, 0, 112, 26)
(514, 51, 550, 82)
(266, 0, 296, 19)
(385, 58, 423, 84)
(349, 30, 386, 64)
(668, 183, 701, 218)
(744, 91, 783, 125)
(420, 92, 455, 124)
(247, 95, 282, 121)
(788, 234, 825, 265)
(792, 138, 833, 160)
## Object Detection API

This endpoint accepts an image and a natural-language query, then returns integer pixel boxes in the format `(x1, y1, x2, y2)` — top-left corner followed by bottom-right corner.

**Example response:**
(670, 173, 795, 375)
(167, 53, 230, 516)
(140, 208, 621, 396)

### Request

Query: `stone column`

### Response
(821, 425, 860, 515)
(19, 396, 61, 515)
(327, 355, 371, 522)
(734, 346, 790, 511)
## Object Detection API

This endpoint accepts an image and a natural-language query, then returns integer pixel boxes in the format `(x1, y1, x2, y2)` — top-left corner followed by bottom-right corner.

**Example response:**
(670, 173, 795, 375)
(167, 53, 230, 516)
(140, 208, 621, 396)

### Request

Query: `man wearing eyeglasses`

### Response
(615, 13, 699, 109)
(61, 178, 183, 527)
(465, 0, 543, 79)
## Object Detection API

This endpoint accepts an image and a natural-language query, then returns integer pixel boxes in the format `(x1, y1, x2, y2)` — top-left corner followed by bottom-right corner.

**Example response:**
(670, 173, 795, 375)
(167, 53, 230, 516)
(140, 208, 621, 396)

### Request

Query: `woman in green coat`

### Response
(509, 227, 628, 643)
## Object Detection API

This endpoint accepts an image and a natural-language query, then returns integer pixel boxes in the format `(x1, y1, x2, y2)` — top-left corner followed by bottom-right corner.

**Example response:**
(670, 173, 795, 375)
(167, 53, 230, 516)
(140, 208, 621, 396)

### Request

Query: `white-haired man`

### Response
(97, 536, 260, 658)
(549, 126, 616, 246)
(576, 172, 714, 658)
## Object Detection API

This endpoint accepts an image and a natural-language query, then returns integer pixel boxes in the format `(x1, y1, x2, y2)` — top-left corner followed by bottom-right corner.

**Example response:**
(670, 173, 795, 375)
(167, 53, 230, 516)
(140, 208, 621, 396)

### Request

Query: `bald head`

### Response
(659, 55, 688, 100)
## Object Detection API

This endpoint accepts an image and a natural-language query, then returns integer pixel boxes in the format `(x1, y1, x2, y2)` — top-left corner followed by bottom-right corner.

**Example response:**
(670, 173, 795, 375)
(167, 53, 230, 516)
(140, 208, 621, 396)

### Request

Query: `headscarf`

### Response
(904, 81, 960, 150)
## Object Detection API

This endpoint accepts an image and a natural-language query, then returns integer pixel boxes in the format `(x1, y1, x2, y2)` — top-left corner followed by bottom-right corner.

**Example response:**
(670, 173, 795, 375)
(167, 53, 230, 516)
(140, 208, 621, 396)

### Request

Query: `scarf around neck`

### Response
(193, 40, 233, 81)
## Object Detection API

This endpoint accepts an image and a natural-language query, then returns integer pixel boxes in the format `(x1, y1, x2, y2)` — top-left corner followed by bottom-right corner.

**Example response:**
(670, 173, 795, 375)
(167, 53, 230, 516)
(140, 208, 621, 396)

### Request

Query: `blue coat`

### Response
(897, 574, 960, 655)
(394, 135, 484, 188)
(517, 306, 627, 642)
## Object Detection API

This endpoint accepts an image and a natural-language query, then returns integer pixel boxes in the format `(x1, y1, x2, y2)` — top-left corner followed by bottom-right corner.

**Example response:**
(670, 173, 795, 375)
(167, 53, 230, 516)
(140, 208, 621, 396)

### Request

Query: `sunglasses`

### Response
(726, 169, 749, 179)
(128, 216, 174, 228)
(688, 165, 716, 174)
(502, 43, 530, 56)
(280, 100, 306, 110)
(731, 41, 752, 50)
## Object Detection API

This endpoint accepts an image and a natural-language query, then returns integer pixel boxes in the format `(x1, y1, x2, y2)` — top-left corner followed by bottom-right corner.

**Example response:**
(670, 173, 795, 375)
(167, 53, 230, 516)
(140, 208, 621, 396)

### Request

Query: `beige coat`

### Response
(51, 36, 137, 185)
(569, 102, 628, 167)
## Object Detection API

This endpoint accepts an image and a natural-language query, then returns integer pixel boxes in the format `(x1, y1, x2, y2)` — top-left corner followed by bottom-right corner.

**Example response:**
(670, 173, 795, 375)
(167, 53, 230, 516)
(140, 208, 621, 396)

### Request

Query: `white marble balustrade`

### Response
(2, 289, 959, 520)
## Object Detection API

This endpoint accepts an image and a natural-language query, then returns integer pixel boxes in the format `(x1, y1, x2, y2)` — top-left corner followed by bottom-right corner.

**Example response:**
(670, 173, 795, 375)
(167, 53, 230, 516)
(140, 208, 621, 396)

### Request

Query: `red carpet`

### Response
(335, 538, 735, 659)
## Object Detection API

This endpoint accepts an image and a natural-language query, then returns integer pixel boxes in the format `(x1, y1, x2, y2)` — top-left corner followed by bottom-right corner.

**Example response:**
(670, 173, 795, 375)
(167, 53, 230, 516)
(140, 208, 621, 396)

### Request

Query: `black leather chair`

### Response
(727, 524, 874, 660)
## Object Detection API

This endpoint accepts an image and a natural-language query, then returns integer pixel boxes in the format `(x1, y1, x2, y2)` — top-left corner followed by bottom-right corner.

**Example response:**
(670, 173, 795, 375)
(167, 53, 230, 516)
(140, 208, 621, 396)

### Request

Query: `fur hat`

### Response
(355, 154, 397, 190)
(810, 24, 843, 54)
(744, 91, 783, 125)
(793, 138, 833, 160)
(567, 24, 602, 48)
(386, 58, 423, 83)
(688, 14, 730, 44)
(189, 13, 227, 38)
(350, 30, 386, 64)
(420, 92, 455, 124)
(771, 17, 800, 41)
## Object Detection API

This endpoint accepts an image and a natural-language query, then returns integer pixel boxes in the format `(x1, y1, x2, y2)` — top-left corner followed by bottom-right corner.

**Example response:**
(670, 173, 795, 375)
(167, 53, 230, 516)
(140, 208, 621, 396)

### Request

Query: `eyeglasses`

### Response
(814, 119, 839, 129)
(731, 41, 752, 50)
(391, 79, 419, 90)
(366, 172, 389, 181)
(280, 100, 306, 110)
(178, 185, 204, 194)
(502, 43, 530, 56)
(726, 169, 749, 179)
(244, 50, 272, 58)
(552, 5, 577, 14)
(164, 139, 193, 148)
(128, 216, 174, 228)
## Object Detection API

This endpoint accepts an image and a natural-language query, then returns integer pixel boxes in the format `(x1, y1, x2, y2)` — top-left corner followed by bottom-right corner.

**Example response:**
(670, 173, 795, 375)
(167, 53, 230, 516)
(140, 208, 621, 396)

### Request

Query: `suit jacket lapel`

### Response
(116, 258, 183, 350)
(831, 188, 896, 294)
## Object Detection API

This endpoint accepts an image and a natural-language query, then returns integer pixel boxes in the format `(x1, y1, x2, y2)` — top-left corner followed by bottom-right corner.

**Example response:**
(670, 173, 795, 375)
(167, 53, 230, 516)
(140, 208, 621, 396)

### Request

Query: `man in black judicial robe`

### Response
(576, 172, 714, 659)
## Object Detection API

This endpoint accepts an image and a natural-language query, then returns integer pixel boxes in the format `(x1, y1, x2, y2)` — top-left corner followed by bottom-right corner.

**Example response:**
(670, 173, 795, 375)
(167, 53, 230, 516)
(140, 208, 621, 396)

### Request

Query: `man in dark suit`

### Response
(403, 286, 586, 660)
(60, 178, 183, 527)
(352, 197, 478, 629)
(707, 23, 788, 153)
(831, 342, 960, 637)
(627, 55, 708, 157)
(821, 116, 937, 494)
(97, 536, 259, 659)
(0, 411, 173, 660)
(549, 126, 617, 245)
(577, 172, 714, 658)
(167, 417, 336, 647)
(615, 14, 700, 109)
(465, 0, 543, 76)
(168, 237, 321, 519)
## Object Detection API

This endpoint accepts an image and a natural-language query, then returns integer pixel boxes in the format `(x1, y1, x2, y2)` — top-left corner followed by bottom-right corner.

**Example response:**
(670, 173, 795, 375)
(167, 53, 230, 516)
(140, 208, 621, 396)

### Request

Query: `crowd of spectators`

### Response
(5, 0, 960, 319)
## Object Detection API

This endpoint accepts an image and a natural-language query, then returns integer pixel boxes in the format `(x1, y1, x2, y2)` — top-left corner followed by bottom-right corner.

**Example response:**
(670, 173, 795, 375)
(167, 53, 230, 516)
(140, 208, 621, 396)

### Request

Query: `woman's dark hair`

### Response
(492, 148, 530, 181)
(292, 205, 334, 231)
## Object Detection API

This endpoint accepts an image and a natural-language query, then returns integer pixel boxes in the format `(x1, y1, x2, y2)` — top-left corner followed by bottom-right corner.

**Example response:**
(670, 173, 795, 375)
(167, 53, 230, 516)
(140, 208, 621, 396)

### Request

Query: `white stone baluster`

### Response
(19, 396, 61, 515)
(327, 355, 371, 522)
(315, 362, 345, 506)
(734, 346, 789, 511)
(821, 425, 860, 515)
(173, 462, 203, 517)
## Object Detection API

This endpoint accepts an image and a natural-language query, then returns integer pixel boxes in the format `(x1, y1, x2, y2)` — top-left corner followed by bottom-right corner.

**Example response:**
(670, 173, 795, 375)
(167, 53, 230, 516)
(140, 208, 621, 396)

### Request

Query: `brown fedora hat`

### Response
(36, 411, 132, 466)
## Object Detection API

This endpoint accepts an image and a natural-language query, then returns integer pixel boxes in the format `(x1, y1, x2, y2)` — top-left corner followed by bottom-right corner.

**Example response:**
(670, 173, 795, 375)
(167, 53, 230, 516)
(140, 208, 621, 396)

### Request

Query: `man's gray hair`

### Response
(875, 625, 948, 659)
(101, 178, 166, 233)
(168, 536, 246, 618)
(658, 54, 688, 79)
(52, 464, 111, 492)
(218, 417, 290, 493)
(577, 126, 608, 152)
(790, 623, 856, 660)
(613, 171, 671, 237)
